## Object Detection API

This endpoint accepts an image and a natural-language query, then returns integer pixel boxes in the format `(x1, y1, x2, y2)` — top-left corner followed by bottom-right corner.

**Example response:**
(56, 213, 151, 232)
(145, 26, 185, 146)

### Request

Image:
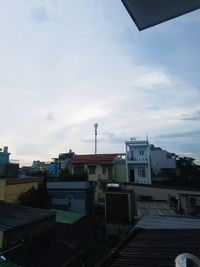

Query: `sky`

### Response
(0, 0, 200, 166)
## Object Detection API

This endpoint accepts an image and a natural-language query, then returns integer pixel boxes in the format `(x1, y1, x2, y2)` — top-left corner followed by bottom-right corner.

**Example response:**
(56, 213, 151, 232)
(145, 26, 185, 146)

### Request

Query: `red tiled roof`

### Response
(70, 154, 116, 165)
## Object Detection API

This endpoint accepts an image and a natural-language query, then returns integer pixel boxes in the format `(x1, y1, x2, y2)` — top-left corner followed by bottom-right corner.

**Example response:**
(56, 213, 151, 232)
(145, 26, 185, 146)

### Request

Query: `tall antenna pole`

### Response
(94, 123, 98, 154)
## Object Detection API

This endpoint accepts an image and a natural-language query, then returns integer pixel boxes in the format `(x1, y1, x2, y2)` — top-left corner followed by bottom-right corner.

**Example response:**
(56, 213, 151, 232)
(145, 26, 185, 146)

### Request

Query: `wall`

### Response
(0, 179, 6, 201)
(134, 184, 200, 201)
(4, 178, 43, 203)
(0, 230, 3, 249)
(151, 150, 176, 173)
(114, 162, 126, 182)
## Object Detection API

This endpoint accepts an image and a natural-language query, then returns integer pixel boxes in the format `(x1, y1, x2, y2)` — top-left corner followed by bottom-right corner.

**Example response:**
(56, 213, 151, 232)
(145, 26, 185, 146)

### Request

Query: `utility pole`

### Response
(94, 123, 98, 154)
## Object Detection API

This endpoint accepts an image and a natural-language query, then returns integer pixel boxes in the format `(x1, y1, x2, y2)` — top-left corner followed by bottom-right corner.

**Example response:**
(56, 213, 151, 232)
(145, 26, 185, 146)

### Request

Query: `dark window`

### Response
(138, 167, 145, 177)
(74, 165, 84, 175)
(88, 165, 96, 174)
(103, 166, 107, 175)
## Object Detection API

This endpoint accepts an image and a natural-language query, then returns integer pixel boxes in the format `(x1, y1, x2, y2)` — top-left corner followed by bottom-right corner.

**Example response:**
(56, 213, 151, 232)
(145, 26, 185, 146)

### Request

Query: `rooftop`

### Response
(70, 154, 116, 165)
(97, 216, 200, 267)
(135, 215, 200, 229)
(109, 229, 200, 267)
(136, 201, 176, 217)
(0, 203, 55, 231)
(52, 209, 83, 224)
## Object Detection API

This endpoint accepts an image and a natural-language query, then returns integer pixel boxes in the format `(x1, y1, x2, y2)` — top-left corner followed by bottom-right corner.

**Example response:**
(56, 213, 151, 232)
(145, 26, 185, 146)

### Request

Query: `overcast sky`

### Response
(0, 0, 200, 166)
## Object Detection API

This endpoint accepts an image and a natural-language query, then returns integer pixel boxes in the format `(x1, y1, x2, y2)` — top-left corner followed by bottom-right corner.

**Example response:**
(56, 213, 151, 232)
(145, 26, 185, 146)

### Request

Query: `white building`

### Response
(125, 139, 151, 184)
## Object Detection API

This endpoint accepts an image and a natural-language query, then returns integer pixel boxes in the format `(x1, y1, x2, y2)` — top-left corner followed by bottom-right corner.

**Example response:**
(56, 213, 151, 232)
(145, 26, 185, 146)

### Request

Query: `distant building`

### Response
(0, 147, 19, 178)
(45, 162, 57, 177)
(125, 139, 151, 184)
(47, 181, 95, 214)
(31, 160, 46, 173)
(52, 149, 75, 176)
(150, 145, 176, 178)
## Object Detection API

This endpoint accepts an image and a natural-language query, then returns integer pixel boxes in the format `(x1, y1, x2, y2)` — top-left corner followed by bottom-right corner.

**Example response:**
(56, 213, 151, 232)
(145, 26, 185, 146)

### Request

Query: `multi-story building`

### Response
(125, 139, 151, 184)
(0, 147, 19, 178)
(150, 145, 176, 176)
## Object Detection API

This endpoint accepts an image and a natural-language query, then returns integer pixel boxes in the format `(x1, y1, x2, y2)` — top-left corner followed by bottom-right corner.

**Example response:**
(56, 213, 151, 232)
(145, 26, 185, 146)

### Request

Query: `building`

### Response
(125, 139, 151, 184)
(0, 177, 43, 203)
(179, 193, 200, 217)
(69, 154, 126, 204)
(31, 161, 46, 173)
(0, 147, 10, 165)
(96, 216, 200, 267)
(150, 145, 176, 178)
(70, 154, 117, 181)
(47, 181, 95, 214)
(0, 147, 19, 179)
(45, 162, 57, 177)
(0, 202, 55, 250)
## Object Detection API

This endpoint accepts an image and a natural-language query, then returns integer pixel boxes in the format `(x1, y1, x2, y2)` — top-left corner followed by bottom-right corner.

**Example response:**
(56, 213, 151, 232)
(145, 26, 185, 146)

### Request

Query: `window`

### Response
(138, 167, 145, 177)
(139, 150, 144, 155)
(88, 165, 96, 174)
(74, 165, 84, 175)
(103, 166, 107, 175)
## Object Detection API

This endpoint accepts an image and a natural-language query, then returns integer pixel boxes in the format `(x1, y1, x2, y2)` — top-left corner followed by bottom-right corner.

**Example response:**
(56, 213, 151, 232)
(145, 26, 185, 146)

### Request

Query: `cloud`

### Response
(83, 131, 126, 144)
(31, 6, 51, 23)
(46, 112, 55, 121)
(181, 110, 200, 121)
(157, 129, 200, 139)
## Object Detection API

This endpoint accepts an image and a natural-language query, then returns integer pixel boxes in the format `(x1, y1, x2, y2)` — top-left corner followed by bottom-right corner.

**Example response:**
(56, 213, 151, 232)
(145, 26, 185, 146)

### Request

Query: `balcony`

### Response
(127, 157, 148, 164)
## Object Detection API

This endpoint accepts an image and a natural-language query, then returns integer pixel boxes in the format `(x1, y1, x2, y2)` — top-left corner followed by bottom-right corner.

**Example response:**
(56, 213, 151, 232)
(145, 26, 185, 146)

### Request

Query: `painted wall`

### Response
(1, 178, 43, 203)
(0, 179, 6, 201)
(114, 162, 126, 182)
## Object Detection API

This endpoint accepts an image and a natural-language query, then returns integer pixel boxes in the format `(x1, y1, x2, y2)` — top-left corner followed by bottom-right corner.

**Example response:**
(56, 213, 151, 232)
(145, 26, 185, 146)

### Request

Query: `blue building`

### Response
(47, 181, 95, 214)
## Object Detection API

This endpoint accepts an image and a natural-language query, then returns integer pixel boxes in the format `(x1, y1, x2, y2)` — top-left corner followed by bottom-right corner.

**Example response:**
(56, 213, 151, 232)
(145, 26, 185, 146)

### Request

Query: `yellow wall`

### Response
(0, 230, 3, 249)
(0, 179, 6, 201)
(5, 181, 40, 203)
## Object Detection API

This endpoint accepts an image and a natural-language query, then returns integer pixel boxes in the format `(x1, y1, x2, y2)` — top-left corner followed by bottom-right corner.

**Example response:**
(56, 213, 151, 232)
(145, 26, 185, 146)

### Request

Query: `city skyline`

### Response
(0, 1, 200, 165)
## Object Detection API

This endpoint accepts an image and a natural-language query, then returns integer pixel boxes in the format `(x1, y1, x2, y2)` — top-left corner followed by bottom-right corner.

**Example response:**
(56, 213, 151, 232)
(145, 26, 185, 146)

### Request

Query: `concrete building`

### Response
(150, 145, 176, 177)
(0, 147, 10, 164)
(0, 177, 43, 203)
(47, 181, 95, 214)
(125, 139, 151, 184)
(0, 147, 19, 178)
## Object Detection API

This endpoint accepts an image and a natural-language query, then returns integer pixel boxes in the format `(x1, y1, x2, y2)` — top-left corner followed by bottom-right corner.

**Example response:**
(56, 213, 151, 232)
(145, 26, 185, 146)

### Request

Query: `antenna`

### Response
(94, 123, 98, 154)
(146, 133, 149, 142)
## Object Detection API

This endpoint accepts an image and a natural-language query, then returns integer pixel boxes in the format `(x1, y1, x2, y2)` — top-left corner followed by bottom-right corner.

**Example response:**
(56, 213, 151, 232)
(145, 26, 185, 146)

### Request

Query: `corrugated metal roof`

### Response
(0, 203, 55, 231)
(70, 154, 116, 165)
(110, 229, 200, 267)
(135, 215, 200, 229)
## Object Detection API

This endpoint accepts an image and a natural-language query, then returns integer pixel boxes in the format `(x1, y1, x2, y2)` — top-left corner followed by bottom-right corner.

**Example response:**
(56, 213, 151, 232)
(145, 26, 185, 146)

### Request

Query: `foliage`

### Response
(19, 183, 50, 209)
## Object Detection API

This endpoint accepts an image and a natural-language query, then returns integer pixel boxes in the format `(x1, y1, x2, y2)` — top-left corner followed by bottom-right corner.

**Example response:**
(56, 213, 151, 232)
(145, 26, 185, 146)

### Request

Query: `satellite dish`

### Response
(121, 0, 200, 30)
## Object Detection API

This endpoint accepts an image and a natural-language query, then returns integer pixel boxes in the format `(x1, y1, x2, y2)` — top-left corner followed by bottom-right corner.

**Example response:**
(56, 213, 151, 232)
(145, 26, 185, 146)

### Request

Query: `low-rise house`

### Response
(0, 202, 55, 250)
(69, 154, 126, 204)
(47, 181, 95, 214)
